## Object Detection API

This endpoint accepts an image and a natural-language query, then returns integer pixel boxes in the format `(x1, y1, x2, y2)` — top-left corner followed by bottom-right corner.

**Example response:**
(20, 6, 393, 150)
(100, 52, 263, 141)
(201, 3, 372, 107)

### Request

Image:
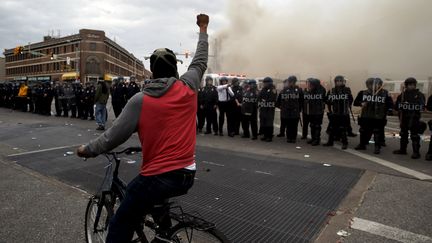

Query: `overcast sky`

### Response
(0, 0, 229, 74)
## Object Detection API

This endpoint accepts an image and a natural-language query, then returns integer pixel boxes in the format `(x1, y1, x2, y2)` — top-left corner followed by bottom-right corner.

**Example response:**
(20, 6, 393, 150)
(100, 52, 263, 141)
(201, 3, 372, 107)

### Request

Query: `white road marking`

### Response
(255, 170, 273, 175)
(7, 144, 81, 157)
(201, 161, 225, 167)
(335, 146, 432, 181)
(274, 123, 432, 180)
(351, 217, 432, 243)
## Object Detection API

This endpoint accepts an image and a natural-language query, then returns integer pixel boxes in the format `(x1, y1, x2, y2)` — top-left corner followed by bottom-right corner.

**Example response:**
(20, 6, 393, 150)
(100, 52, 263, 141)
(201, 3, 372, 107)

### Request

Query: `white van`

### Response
(201, 73, 247, 87)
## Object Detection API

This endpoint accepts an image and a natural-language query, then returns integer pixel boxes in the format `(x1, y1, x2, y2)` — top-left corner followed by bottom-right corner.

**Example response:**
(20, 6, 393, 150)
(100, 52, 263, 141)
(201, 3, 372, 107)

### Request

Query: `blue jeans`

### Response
(106, 168, 195, 243)
(95, 103, 107, 127)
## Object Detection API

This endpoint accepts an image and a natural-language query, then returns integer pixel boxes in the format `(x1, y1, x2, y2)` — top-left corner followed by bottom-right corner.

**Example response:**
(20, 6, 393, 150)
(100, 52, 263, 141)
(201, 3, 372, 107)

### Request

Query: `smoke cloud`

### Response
(213, 0, 432, 91)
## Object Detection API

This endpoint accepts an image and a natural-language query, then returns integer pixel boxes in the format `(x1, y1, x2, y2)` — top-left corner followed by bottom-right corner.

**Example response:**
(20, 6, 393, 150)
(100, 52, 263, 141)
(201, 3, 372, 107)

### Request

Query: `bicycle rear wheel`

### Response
(169, 225, 230, 243)
(84, 196, 113, 243)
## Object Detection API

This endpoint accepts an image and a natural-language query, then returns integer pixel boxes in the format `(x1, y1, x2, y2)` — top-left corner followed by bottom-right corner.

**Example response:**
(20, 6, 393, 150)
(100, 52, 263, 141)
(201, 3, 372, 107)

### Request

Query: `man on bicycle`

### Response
(77, 14, 210, 243)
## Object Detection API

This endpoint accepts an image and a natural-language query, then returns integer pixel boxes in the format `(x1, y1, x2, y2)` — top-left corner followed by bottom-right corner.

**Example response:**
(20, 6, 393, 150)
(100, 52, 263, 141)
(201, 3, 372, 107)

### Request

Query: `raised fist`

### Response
(196, 14, 209, 28)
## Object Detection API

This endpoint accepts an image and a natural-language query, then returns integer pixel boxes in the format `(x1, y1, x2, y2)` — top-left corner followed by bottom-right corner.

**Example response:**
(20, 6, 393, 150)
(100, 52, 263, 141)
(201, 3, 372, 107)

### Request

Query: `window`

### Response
(90, 42, 96, 51)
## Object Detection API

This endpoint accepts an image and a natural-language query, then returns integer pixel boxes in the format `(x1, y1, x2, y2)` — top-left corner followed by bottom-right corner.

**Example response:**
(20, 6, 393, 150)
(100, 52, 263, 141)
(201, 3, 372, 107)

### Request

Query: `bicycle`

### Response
(84, 146, 229, 243)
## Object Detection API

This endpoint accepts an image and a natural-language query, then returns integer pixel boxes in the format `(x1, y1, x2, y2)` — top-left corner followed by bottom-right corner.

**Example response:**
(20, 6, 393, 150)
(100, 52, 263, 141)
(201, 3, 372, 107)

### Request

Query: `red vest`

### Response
(138, 81, 197, 176)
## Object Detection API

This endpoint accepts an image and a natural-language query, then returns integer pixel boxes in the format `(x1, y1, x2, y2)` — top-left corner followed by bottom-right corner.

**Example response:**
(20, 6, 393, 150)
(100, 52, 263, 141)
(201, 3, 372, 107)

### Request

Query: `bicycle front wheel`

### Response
(169, 225, 230, 243)
(84, 196, 113, 243)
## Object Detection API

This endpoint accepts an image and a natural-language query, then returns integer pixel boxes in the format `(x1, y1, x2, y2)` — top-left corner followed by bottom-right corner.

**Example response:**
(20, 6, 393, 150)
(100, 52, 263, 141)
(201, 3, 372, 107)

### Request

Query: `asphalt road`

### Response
(1, 107, 432, 243)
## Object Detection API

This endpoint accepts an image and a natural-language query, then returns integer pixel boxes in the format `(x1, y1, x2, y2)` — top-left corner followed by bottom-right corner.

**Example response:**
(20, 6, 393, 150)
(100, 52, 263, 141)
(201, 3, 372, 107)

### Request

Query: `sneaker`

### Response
(425, 153, 432, 161)
(323, 142, 334, 147)
(341, 144, 348, 150)
(241, 135, 250, 138)
(252, 137, 258, 140)
(276, 134, 284, 137)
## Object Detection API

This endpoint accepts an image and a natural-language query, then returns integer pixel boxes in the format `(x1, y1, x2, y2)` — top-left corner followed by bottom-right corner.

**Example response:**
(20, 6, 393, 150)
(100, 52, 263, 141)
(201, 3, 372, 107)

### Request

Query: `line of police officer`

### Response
(0, 77, 141, 120)
(197, 75, 432, 161)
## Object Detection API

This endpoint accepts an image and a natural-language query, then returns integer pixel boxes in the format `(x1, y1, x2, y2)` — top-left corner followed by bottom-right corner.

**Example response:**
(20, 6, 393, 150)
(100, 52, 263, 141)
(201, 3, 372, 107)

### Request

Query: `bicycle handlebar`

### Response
(106, 146, 142, 156)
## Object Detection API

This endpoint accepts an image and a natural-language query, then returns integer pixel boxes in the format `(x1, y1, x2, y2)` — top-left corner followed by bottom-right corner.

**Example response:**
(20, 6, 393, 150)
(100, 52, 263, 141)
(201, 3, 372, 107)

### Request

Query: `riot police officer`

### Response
(83, 83, 96, 120)
(201, 77, 219, 135)
(323, 75, 353, 149)
(258, 77, 277, 142)
(230, 78, 243, 136)
(33, 83, 44, 114)
(41, 83, 54, 116)
(53, 82, 63, 116)
(393, 78, 425, 159)
(127, 77, 140, 100)
(241, 80, 259, 140)
(75, 82, 85, 119)
(0, 84, 4, 107)
(111, 77, 128, 118)
(303, 78, 326, 146)
(276, 76, 303, 143)
(354, 78, 393, 154)
(425, 95, 432, 161)
(197, 86, 205, 133)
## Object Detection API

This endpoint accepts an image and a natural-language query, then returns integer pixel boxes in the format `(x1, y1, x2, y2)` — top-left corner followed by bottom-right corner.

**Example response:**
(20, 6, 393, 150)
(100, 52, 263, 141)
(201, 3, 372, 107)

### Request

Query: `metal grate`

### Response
(13, 146, 363, 243)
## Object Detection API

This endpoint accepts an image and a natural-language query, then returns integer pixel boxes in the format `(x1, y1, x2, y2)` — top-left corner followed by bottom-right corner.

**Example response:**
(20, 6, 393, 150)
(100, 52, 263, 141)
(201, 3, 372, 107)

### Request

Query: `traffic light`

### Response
(13, 46, 24, 55)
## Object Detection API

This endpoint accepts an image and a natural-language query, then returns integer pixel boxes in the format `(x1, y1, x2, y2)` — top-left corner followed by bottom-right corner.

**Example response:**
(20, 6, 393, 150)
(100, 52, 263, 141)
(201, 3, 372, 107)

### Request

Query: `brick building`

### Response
(3, 29, 151, 83)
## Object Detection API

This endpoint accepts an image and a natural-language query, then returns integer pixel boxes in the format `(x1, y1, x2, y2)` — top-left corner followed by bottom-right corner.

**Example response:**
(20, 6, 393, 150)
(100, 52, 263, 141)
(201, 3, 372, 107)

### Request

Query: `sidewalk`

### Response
(0, 159, 88, 243)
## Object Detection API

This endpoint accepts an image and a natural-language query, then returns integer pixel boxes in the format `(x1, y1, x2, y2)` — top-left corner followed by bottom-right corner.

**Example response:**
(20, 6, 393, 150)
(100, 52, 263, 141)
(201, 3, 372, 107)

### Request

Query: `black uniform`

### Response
(33, 85, 44, 114)
(75, 84, 85, 119)
(258, 80, 277, 142)
(201, 84, 219, 134)
(242, 84, 259, 139)
(394, 88, 425, 158)
(83, 85, 95, 120)
(325, 86, 353, 147)
(111, 82, 128, 118)
(0, 84, 4, 107)
(41, 84, 54, 116)
(54, 84, 62, 116)
(303, 80, 326, 146)
(276, 85, 303, 142)
(197, 87, 205, 132)
(230, 83, 243, 136)
(425, 95, 432, 161)
(354, 80, 393, 154)
(127, 81, 140, 100)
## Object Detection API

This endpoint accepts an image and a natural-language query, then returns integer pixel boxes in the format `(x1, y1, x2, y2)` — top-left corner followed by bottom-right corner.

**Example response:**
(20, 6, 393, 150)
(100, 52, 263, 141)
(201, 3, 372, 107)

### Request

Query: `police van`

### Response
(201, 73, 247, 87)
